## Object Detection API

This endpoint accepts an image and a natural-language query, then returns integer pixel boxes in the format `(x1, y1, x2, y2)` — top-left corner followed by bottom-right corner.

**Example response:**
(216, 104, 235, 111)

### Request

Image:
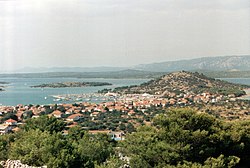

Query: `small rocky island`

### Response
(31, 82, 112, 88)
(0, 82, 10, 91)
(0, 82, 10, 84)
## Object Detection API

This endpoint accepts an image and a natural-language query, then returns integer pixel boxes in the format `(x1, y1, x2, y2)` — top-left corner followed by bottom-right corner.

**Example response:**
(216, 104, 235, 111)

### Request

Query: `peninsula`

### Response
(31, 81, 112, 88)
(100, 71, 249, 97)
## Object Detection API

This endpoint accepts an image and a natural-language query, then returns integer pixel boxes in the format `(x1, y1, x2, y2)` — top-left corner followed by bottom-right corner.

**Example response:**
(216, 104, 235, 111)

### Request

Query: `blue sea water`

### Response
(0, 78, 249, 106)
(0, 78, 148, 106)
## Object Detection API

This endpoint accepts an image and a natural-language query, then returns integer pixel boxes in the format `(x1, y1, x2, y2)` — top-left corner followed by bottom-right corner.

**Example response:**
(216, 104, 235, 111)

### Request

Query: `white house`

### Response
(0, 124, 12, 135)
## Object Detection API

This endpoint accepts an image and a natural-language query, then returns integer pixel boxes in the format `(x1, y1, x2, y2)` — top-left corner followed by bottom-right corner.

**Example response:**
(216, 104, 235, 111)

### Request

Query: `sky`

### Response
(0, 0, 250, 72)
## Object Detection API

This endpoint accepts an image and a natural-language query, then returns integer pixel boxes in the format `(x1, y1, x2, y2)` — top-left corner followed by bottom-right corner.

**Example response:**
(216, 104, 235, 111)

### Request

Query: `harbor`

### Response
(51, 93, 119, 103)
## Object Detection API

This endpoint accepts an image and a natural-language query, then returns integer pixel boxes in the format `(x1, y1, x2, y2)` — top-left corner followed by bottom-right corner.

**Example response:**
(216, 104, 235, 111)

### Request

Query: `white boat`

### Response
(53, 98, 62, 102)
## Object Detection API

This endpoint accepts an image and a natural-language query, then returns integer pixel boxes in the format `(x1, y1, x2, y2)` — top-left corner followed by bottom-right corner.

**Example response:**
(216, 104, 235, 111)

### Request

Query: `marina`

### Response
(0, 77, 249, 106)
(0, 78, 148, 106)
(51, 93, 117, 102)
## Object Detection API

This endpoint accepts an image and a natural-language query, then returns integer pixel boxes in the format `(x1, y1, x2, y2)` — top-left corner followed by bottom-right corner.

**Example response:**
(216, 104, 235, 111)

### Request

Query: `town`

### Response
(1, 89, 250, 137)
(1, 71, 250, 168)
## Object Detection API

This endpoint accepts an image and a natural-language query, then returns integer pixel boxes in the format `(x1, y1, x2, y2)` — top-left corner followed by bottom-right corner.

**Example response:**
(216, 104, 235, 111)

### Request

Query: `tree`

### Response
(71, 133, 114, 167)
(9, 130, 74, 167)
(122, 108, 250, 167)
(22, 116, 66, 134)
(2, 113, 18, 122)
(126, 122, 135, 133)
(67, 126, 85, 141)
(22, 110, 33, 120)
(95, 156, 125, 168)
(0, 133, 15, 161)
(119, 123, 126, 131)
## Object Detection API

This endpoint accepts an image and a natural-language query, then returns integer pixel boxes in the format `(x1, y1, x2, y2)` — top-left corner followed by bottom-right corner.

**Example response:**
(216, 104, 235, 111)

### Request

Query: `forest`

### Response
(1, 108, 250, 168)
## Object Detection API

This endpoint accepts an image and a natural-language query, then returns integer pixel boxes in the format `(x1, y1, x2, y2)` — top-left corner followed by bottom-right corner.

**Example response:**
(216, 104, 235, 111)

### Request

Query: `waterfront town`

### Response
(1, 71, 250, 167)
(1, 89, 250, 137)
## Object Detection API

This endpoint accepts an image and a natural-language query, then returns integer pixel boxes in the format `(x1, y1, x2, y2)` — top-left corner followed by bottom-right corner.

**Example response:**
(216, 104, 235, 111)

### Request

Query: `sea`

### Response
(0, 78, 148, 106)
(0, 77, 249, 106)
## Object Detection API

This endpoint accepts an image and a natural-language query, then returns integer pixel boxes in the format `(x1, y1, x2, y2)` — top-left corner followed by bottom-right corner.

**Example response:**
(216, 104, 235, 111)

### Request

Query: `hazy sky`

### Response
(0, 0, 250, 72)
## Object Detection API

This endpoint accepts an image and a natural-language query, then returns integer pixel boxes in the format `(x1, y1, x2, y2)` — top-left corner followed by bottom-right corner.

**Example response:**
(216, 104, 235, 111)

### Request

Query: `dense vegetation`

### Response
(122, 109, 250, 167)
(0, 116, 114, 167)
(1, 109, 250, 167)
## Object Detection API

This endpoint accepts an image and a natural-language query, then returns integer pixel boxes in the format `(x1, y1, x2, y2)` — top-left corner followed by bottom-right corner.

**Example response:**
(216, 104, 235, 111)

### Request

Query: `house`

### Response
(65, 110, 73, 115)
(16, 111, 24, 120)
(128, 110, 135, 116)
(67, 114, 84, 121)
(5, 119, 17, 126)
(52, 110, 63, 118)
(12, 127, 20, 133)
(32, 115, 40, 118)
(109, 131, 125, 141)
(90, 112, 99, 117)
(0, 124, 12, 135)
(88, 130, 125, 141)
(89, 130, 111, 135)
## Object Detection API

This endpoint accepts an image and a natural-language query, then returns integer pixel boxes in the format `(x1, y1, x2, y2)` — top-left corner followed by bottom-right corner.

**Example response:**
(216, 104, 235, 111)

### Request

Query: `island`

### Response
(31, 81, 112, 88)
(0, 82, 9, 91)
(0, 82, 10, 84)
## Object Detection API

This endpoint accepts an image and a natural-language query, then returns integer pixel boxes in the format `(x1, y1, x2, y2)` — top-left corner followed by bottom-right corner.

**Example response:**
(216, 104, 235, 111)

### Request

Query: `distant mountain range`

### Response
(17, 66, 127, 73)
(133, 55, 250, 72)
(4, 55, 250, 75)
(14, 55, 250, 73)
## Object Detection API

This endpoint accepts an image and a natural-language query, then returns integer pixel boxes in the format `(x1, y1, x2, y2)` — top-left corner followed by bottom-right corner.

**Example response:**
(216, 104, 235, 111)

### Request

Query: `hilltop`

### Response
(107, 71, 249, 97)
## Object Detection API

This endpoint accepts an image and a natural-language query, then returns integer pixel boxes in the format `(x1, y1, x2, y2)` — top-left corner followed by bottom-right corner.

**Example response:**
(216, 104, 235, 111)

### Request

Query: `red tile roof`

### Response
(5, 119, 17, 123)
(67, 113, 84, 119)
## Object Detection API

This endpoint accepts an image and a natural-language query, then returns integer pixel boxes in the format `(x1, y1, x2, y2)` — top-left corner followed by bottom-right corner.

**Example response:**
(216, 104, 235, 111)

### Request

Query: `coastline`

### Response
(239, 88, 250, 100)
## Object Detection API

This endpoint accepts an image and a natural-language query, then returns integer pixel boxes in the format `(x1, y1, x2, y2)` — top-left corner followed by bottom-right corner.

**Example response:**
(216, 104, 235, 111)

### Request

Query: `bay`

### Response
(0, 78, 148, 106)
(0, 77, 249, 106)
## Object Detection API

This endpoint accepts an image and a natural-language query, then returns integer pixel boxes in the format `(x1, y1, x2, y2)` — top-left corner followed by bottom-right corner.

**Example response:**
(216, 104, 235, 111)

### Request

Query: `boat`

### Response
(53, 98, 62, 102)
(76, 98, 82, 101)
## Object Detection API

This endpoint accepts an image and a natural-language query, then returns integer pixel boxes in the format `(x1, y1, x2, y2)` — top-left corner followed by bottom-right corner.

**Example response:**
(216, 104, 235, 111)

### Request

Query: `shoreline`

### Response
(239, 88, 250, 100)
